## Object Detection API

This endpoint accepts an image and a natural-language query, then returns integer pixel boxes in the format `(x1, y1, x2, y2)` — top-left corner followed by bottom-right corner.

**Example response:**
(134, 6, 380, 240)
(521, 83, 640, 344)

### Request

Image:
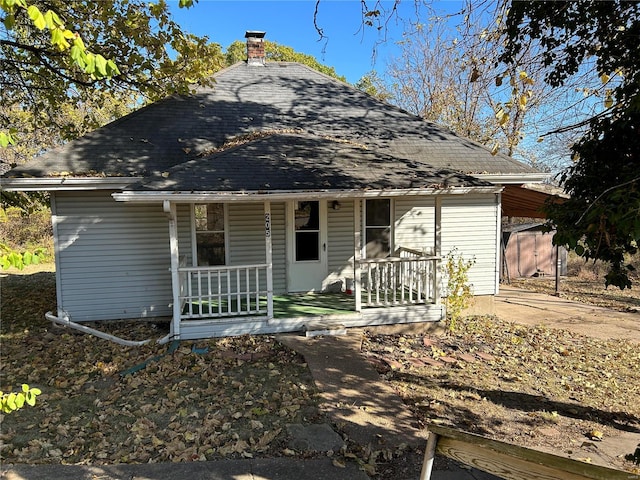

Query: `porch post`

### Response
(165, 200, 181, 339)
(354, 199, 362, 312)
(264, 201, 274, 319)
(433, 196, 442, 305)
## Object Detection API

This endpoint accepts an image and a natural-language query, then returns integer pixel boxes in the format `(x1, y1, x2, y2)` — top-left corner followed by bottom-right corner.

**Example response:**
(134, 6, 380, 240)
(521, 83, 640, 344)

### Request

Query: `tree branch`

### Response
(575, 176, 640, 225)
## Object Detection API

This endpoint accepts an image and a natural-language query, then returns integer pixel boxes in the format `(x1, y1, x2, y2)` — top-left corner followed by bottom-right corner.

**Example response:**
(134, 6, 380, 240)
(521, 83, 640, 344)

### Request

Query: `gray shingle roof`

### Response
(6, 61, 540, 185)
(136, 133, 490, 192)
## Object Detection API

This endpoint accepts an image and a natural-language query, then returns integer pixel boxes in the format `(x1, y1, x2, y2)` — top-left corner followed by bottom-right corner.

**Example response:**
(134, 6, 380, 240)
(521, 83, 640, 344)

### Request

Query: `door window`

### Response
(295, 201, 319, 261)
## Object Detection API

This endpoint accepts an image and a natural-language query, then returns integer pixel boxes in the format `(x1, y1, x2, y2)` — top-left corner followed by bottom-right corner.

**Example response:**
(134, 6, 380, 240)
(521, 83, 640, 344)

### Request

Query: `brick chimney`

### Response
(245, 31, 266, 66)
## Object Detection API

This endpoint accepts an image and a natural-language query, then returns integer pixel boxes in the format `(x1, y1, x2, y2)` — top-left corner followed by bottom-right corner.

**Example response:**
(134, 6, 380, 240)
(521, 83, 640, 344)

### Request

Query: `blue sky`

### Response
(169, 1, 463, 84)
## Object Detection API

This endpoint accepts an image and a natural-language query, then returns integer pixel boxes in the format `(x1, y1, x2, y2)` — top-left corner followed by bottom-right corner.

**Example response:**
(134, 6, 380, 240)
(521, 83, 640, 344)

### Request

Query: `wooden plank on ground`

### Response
(427, 424, 635, 480)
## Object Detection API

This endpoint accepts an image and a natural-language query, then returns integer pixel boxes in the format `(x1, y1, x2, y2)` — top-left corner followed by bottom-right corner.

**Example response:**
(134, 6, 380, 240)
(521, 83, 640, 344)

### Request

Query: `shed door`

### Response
(287, 200, 328, 292)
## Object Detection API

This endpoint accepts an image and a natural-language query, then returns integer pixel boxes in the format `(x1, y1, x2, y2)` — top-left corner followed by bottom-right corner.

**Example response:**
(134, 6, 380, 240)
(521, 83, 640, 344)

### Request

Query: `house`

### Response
(1, 31, 548, 343)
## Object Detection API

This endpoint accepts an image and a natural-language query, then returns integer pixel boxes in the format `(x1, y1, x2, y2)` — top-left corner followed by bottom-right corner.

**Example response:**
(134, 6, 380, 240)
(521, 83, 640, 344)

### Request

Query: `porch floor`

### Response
(183, 292, 356, 320)
(272, 293, 355, 318)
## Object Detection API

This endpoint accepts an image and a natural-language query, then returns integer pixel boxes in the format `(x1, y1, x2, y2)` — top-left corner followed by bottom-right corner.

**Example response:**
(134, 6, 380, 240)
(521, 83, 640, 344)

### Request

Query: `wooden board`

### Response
(427, 424, 636, 480)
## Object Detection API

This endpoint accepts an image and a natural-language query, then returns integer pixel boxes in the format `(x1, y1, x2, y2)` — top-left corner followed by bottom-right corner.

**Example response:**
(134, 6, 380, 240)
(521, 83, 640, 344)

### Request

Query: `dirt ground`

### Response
(2, 266, 639, 475)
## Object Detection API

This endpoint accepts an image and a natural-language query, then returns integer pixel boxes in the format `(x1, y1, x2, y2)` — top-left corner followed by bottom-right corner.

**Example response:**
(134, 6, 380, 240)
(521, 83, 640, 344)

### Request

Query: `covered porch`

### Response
(161, 195, 445, 341)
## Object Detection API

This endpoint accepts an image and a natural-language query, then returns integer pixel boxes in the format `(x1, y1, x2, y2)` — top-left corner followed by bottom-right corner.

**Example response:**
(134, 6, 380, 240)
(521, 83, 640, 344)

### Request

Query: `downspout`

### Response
(45, 311, 150, 347)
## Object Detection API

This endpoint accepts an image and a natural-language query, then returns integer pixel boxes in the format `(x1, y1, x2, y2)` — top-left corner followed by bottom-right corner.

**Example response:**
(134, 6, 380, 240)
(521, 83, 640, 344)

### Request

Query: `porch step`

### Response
(303, 321, 347, 338)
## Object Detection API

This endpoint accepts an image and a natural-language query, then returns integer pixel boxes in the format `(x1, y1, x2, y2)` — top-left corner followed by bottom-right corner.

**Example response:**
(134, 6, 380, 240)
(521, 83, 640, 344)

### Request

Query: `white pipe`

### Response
(45, 312, 151, 347)
(156, 333, 175, 345)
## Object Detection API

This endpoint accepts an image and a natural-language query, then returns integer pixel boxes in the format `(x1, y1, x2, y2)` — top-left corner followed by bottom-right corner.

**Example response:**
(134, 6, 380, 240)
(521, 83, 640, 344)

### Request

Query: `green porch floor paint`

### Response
(183, 293, 356, 319)
(272, 294, 355, 318)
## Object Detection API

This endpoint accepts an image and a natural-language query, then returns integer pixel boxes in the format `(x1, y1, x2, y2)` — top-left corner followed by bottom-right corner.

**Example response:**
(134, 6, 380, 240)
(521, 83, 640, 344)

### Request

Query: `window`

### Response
(365, 199, 391, 258)
(194, 204, 225, 266)
(295, 201, 319, 261)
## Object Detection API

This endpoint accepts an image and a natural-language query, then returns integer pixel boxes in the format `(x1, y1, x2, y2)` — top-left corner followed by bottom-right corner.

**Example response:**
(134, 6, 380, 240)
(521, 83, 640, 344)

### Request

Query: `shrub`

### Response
(0, 207, 53, 267)
(444, 249, 476, 331)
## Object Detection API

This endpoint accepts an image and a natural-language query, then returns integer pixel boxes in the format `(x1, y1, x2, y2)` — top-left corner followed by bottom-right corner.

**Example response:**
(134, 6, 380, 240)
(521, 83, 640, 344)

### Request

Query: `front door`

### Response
(287, 200, 328, 292)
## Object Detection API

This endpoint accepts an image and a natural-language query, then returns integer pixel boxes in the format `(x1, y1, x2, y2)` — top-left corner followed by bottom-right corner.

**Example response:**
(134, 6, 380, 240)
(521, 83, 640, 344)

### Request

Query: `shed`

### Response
(502, 223, 567, 280)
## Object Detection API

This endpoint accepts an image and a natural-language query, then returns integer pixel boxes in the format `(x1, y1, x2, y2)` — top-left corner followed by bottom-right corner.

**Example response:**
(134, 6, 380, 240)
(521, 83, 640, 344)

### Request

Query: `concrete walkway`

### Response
(496, 285, 640, 342)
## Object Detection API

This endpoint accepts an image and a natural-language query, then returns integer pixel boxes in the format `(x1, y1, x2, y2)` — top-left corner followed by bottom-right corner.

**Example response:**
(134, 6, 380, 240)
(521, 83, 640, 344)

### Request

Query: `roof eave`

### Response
(0, 177, 143, 192)
(112, 186, 503, 203)
(473, 173, 551, 185)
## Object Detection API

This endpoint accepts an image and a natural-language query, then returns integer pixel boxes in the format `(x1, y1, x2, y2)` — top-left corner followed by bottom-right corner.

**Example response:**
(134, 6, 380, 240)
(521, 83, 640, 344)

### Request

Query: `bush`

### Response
(0, 206, 53, 254)
(444, 249, 476, 331)
(567, 251, 640, 282)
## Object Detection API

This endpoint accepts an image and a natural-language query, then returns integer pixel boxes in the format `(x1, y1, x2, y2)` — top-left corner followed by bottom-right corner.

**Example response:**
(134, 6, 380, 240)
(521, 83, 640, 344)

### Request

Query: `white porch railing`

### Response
(360, 248, 439, 307)
(179, 264, 269, 320)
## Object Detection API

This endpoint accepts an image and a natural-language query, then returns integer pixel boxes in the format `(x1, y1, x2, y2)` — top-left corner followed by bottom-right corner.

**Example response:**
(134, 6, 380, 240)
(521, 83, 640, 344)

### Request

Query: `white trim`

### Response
(494, 192, 501, 295)
(166, 202, 182, 341)
(354, 199, 362, 312)
(1, 177, 142, 191)
(50, 194, 64, 318)
(264, 201, 274, 320)
(433, 197, 442, 305)
(112, 186, 503, 203)
(473, 173, 550, 184)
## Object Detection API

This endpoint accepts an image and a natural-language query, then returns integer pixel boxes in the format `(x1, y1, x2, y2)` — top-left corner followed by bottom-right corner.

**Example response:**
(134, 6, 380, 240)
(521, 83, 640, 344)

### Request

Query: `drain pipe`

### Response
(45, 311, 151, 347)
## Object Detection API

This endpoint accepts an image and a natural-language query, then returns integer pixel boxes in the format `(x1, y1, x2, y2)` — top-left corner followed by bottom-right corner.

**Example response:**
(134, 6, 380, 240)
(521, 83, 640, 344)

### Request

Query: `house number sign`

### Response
(265, 213, 271, 238)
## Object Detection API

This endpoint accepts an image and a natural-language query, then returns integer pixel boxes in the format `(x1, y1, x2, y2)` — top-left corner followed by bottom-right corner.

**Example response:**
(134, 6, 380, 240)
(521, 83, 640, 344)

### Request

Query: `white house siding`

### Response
(394, 197, 436, 254)
(52, 191, 173, 322)
(440, 193, 500, 295)
(270, 202, 286, 294)
(176, 204, 192, 264)
(326, 199, 355, 288)
(226, 202, 288, 295)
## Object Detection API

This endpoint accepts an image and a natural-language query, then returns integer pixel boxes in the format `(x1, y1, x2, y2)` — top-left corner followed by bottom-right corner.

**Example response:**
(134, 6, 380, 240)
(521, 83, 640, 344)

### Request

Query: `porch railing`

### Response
(179, 264, 269, 320)
(360, 248, 439, 307)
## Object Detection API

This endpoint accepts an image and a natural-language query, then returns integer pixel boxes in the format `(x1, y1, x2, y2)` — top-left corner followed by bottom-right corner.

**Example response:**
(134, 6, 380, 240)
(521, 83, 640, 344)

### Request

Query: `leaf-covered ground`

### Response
(2, 267, 639, 476)
(362, 315, 640, 473)
(0, 268, 325, 465)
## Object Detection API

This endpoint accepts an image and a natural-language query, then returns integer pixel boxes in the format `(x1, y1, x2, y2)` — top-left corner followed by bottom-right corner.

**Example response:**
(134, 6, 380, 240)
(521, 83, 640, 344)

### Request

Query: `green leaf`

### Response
(23, 251, 33, 266)
(7, 393, 17, 410)
(70, 44, 86, 67)
(106, 59, 120, 76)
(84, 52, 96, 74)
(4, 13, 15, 29)
(27, 5, 46, 30)
(94, 54, 107, 77)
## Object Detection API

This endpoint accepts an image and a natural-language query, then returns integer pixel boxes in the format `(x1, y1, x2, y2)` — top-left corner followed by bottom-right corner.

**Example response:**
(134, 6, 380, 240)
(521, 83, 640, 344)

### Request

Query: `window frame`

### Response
(191, 203, 228, 267)
(363, 198, 393, 259)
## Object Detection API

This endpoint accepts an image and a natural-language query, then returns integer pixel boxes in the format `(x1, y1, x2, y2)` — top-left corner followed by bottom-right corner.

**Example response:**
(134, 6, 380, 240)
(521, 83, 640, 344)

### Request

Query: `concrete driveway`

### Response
(495, 285, 640, 343)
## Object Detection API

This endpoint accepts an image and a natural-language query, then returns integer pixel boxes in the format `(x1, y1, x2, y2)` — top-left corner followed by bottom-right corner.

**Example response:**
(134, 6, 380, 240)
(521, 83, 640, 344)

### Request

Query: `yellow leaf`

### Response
(589, 430, 603, 441)
(600, 73, 610, 84)
(363, 463, 377, 475)
(519, 71, 528, 80)
(604, 90, 614, 108)
(519, 94, 528, 110)
(332, 459, 346, 468)
(491, 143, 499, 155)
